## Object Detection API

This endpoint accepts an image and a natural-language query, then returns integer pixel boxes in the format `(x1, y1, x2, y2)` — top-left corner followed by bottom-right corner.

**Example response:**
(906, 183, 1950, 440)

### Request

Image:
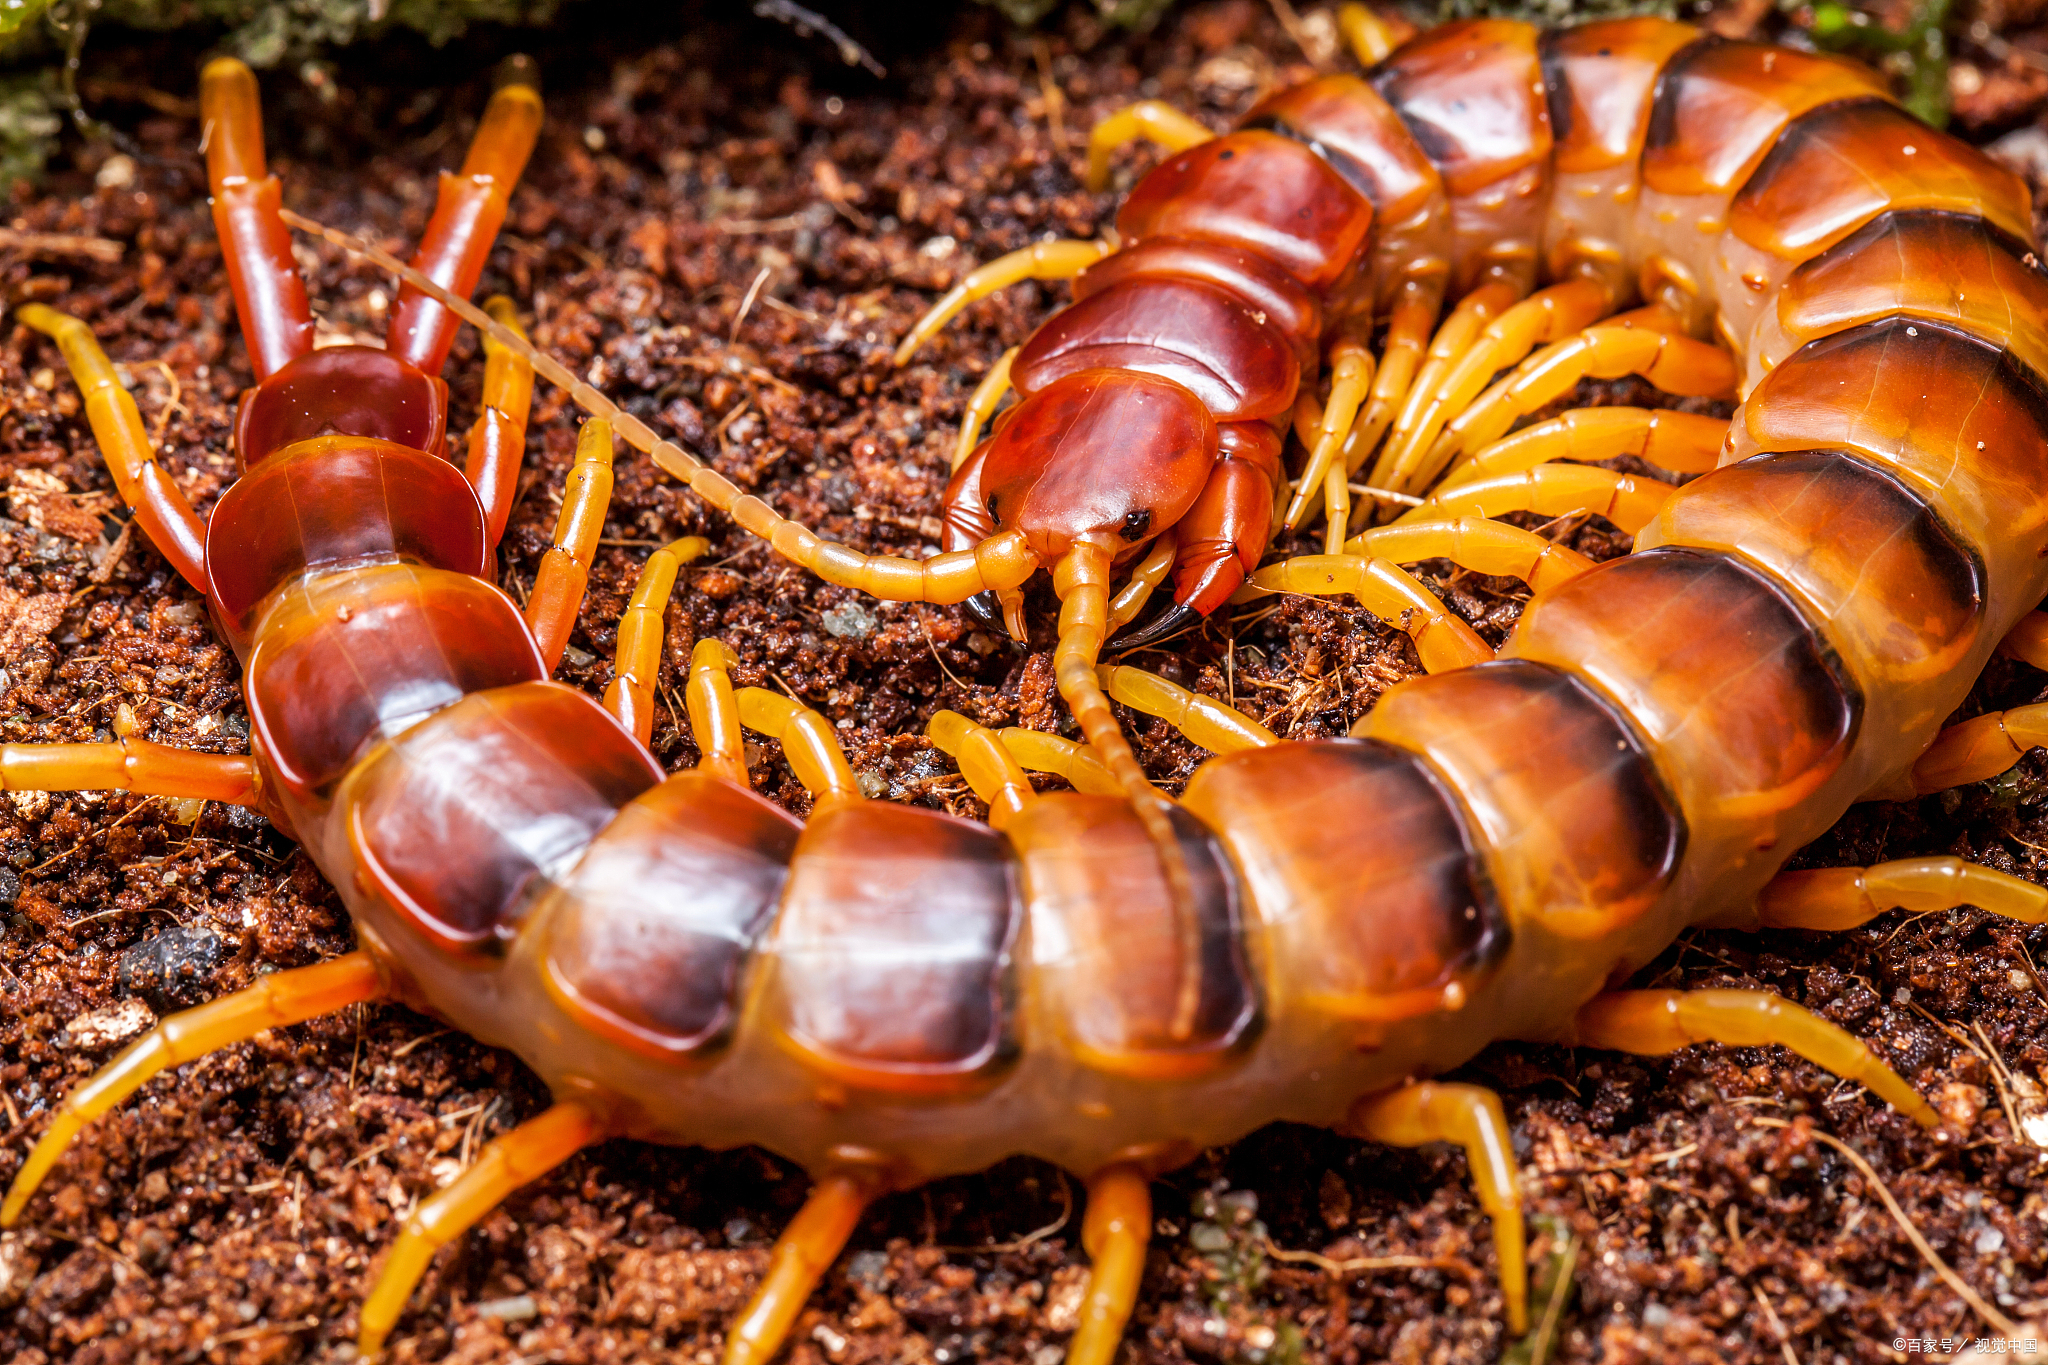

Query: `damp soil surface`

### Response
(3, 2, 2048, 1362)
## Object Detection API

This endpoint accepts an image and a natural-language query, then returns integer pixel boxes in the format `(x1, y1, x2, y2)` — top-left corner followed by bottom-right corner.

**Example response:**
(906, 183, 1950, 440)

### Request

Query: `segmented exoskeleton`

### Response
(7, 13, 2048, 1365)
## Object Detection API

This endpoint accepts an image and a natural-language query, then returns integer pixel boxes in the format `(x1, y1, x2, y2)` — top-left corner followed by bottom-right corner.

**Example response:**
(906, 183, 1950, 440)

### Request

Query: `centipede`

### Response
(3, 7, 2046, 1362)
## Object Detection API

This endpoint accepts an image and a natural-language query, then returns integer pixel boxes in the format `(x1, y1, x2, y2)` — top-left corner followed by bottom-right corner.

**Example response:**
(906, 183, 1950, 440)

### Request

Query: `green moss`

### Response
(0, 0, 565, 67)
(974, 0, 1176, 29)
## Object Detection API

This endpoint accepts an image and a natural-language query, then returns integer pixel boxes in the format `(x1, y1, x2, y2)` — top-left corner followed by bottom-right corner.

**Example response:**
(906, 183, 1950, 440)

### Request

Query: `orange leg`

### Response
(926, 710, 1038, 828)
(1337, 1, 1399, 64)
(734, 686, 861, 812)
(1760, 857, 2048, 932)
(953, 345, 1016, 472)
(358, 1101, 601, 1356)
(1863, 703, 2048, 800)
(1, 736, 262, 806)
(1366, 280, 1523, 494)
(2, 952, 383, 1227)
(893, 240, 1112, 366)
(525, 417, 616, 672)
(1344, 1081, 1527, 1334)
(388, 58, 544, 375)
(601, 536, 711, 746)
(1105, 529, 1180, 636)
(997, 727, 1121, 796)
(464, 295, 538, 548)
(1285, 337, 1374, 533)
(1344, 284, 1443, 486)
(16, 306, 210, 591)
(1998, 609, 2048, 671)
(1068, 1165, 1152, 1365)
(1396, 464, 1674, 537)
(1574, 990, 1941, 1130)
(1119, 459, 1274, 650)
(685, 640, 754, 787)
(199, 57, 314, 379)
(1098, 663, 1278, 753)
(1083, 100, 1214, 191)
(1443, 406, 1726, 491)
(724, 1170, 884, 1365)
(1344, 515, 1595, 595)
(1240, 554, 1493, 674)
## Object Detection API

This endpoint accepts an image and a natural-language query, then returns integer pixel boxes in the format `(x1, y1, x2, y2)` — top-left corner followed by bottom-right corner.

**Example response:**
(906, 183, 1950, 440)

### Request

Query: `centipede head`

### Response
(969, 368, 1218, 564)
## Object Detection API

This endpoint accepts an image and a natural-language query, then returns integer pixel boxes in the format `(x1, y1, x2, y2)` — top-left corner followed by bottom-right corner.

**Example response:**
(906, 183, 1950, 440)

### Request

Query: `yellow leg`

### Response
(686, 640, 752, 788)
(0, 737, 262, 805)
(735, 686, 861, 811)
(283, 209, 1046, 609)
(954, 345, 1017, 472)
(1337, 1, 1399, 65)
(1344, 1081, 1526, 1334)
(3, 952, 383, 1226)
(357, 1101, 600, 1356)
(1083, 100, 1214, 192)
(1397, 464, 1674, 536)
(1574, 989, 1941, 1130)
(724, 1171, 883, 1365)
(1999, 610, 2048, 671)
(1442, 406, 1726, 491)
(1068, 1165, 1152, 1365)
(16, 305, 210, 591)
(1098, 664, 1278, 753)
(1345, 516, 1595, 595)
(1106, 528, 1179, 635)
(927, 710, 1037, 827)
(464, 294, 537, 548)
(1366, 280, 1523, 494)
(894, 240, 1113, 366)
(998, 727, 1121, 796)
(1285, 337, 1375, 531)
(1761, 857, 2048, 932)
(1239, 555, 1493, 673)
(1345, 286, 1441, 483)
(1374, 280, 1615, 499)
(601, 536, 711, 747)
(1425, 325, 1737, 477)
(1860, 703, 2048, 800)
(524, 417, 616, 673)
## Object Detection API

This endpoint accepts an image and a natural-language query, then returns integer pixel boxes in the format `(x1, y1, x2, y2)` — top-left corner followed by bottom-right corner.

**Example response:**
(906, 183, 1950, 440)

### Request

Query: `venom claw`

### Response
(1107, 601, 1201, 651)
(964, 589, 1007, 635)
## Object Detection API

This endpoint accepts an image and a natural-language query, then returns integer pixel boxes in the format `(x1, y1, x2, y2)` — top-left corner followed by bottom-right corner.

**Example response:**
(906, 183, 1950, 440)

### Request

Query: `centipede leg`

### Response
(1336, 1, 1398, 65)
(1097, 664, 1278, 753)
(0, 735, 263, 806)
(357, 1100, 600, 1356)
(13, 306, 208, 590)
(1285, 336, 1373, 535)
(735, 685, 862, 810)
(1385, 464, 1675, 538)
(2, 952, 383, 1227)
(1239, 554, 1492, 673)
(1574, 990, 1942, 1130)
(1760, 858, 2048, 932)
(1344, 284, 1442, 491)
(1105, 529, 1180, 636)
(1861, 702, 2048, 800)
(198, 57, 314, 380)
(1422, 324, 1738, 481)
(927, 710, 1038, 826)
(1366, 280, 1522, 494)
(893, 239, 1113, 365)
(602, 536, 712, 746)
(1343, 1081, 1527, 1334)
(1082, 99, 1214, 192)
(953, 345, 1017, 472)
(1998, 610, 2048, 670)
(1342, 516, 1595, 595)
(686, 640, 753, 787)
(724, 1170, 883, 1365)
(1115, 458, 1276, 649)
(996, 727, 1121, 795)
(465, 295, 538, 547)
(387, 57, 543, 375)
(1068, 1164, 1152, 1365)
(524, 417, 617, 672)
(1443, 407, 1727, 491)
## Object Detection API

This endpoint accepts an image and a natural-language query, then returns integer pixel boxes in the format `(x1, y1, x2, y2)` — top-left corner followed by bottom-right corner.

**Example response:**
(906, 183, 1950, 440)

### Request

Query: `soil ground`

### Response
(2, 2, 2048, 1361)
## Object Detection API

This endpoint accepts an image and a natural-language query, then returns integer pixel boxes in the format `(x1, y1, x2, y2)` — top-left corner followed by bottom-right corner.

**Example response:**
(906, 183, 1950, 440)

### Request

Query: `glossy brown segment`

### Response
(345, 683, 663, 954)
(1511, 550, 1858, 842)
(1013, 276, 1300, 422)
(1359, 661, 1680, 940)
(769, 802, 1018, 1092)
(979, 370, 1219, 562)
(1771, 211, 2048, 381)
(1071, 238, 1323, 373)
(1115, 131, 1374, 291)
(1182, 739, 1505, 1022)
(1641, 39, 1892, 196)
(1540, 19, 1700, 174)
(1730, 319, 2048, 614)
(1731, 101, 2032, 258)
(538, 772, 800, 1061)
(235, 346, 449, 468)
(1006, 794, 1256, 1076)
(1638, 450, 1984, 691)
(205, 437, 489, 640)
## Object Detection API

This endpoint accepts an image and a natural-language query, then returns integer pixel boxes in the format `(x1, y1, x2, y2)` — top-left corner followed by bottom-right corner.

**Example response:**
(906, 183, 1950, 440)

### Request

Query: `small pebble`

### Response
(474, 1294, 538, 1322)
(821, 600, 878, 639)
(60, 997, 156, 1050)
(119, 924, 227, 1010)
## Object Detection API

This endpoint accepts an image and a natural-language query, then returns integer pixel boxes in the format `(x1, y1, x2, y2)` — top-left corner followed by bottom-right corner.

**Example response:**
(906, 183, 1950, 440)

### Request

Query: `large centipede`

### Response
(4, 10, 2047, 1363)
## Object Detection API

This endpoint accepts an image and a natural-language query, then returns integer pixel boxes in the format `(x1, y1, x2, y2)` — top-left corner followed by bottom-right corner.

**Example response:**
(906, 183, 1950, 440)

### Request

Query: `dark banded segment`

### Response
(1729, 317, 2048, 623)
(1182, 738, 1505, 1023)
(1539, 18, 1698, 175)
(1006, 795, 1255, 1078)
(768, 802, 1019, 1094)
(1638, 450, 1985, 692)
(1641, 38, 1892, 197)
(1358, 660, 1681, 940)
(536, 772, 800, 1062)
(1511, 549, 1858, 848)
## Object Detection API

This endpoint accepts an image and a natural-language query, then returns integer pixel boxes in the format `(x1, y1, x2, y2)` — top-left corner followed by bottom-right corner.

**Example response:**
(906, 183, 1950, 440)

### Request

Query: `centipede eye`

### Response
(1121, 508, 1153, 541)
(987, 493, 1001, 518)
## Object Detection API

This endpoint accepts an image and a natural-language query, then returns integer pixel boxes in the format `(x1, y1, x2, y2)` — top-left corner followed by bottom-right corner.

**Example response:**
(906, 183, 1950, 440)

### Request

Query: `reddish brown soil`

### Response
(1, 3, 2047, 1362)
